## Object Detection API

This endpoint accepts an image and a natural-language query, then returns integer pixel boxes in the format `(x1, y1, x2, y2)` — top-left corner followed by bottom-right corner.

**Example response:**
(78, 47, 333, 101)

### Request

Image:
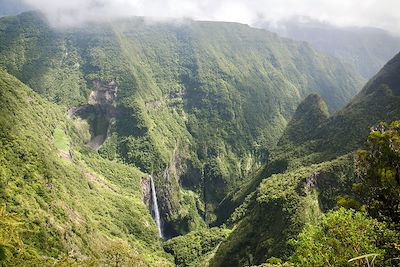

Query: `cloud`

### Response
(21, 0, 400, 34)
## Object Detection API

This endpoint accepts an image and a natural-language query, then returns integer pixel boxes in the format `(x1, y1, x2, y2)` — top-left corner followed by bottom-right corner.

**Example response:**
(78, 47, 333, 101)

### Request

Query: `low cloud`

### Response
(22, 0, 400, 34)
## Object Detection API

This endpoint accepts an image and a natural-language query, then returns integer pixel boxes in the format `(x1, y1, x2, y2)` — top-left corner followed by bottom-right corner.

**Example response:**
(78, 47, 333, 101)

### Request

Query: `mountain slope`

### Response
(282, 51, 400, 167)
(261, 18, 400, 79)
(277, 93, 329, 147)
(0, 69, 172, 265)
(211, 51, 400, 266)
(0, 12, 364, 234)
(211, 156, 354, 266)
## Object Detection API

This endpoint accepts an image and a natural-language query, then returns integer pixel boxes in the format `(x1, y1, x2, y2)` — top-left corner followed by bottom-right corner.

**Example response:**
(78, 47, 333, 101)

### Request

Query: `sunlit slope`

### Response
(0, 12, 364, 231)
(0, 69, 172, 265)
(211, 51, 400, 267)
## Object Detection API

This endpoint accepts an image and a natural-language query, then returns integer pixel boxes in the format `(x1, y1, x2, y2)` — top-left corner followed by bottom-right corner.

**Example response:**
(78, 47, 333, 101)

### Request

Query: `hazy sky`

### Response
(21, 0, 400, 33)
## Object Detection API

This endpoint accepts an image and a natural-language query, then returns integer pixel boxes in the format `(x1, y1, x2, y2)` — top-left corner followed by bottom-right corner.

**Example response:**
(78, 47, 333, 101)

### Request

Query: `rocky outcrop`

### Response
(141, 176, 151, 210)
(89, 80, 118, 106)
(69, 80, 118, 150)
(145, 100, 162, 111)
(154, 145, 205, 238)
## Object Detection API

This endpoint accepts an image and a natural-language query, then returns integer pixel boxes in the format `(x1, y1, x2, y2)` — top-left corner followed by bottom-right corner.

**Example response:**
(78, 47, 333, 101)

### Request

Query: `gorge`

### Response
(0, 7, 399, 267)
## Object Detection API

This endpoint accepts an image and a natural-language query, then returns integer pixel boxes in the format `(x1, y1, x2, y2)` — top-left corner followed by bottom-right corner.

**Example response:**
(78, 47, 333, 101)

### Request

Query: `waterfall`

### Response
(149, 175, 163, 238)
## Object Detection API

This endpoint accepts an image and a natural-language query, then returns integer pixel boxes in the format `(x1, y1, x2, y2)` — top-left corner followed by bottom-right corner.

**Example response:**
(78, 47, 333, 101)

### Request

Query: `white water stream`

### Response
(150, 175, 163, 238)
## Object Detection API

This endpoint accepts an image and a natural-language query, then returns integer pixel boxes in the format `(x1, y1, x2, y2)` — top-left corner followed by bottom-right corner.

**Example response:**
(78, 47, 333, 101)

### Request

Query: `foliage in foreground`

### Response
(257, 122, 400, 267)
(290, 208, 400, 267)
(355, 121, 400, 229)
(163, 227, 231, 266)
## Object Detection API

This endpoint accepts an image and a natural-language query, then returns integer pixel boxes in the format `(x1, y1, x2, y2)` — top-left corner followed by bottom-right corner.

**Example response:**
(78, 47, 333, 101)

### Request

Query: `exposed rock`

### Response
(145, 100, 162, 111)
(141, 176, 151, 209)
(89, 80, 118, 106)
(59, 149, 73, 162)
(155, 144, 206, 237)
(69, 80, 118, 150)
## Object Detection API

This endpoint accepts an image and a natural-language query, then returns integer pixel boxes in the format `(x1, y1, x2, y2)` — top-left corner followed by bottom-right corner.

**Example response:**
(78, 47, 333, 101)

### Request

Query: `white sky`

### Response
(22, 0, 400, 34)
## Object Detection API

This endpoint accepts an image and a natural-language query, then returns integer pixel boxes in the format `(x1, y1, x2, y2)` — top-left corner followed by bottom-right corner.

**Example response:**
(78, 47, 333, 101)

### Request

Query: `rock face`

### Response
(89, 80, 118, 106)
(141, 176, 151, 208)
(156, 147, 205, 238)
(70, 80, 118, 150)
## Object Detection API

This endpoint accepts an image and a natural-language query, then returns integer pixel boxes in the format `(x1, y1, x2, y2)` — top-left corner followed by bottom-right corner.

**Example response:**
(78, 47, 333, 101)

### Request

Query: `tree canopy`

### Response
(355, 121, 400, 229)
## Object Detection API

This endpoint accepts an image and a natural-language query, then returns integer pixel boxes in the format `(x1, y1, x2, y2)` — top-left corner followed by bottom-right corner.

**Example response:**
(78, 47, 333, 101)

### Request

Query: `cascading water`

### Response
(149, 175, 163, 238)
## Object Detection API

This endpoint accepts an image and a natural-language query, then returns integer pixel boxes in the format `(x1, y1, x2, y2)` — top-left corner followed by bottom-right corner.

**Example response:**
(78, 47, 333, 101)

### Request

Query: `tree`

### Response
(355, 121, 400, 229)
(102, 240, 144, 267)
(290, 208, 399, 267)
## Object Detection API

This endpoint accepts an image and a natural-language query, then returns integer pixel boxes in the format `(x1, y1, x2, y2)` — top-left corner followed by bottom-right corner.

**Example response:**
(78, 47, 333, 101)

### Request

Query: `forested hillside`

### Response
(261, 18, 400, 79)
(0, 69, 172, 265)
(0, 11, 363, 237)
(211, 49, 400, 267)
(1, 8, 399, 267)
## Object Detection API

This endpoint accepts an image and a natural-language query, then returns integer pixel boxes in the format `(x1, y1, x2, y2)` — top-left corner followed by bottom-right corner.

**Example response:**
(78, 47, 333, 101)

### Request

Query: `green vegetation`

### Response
(210, 50, 400, 266)
(210, 157, 355, 266)
(0, 12, 364, 233)
(290, 208, 400, 267)
(266, 19, 400, 79)
(355, 121, 400, 229)
(53, 127, 70, 151)
(212, 122, 400, 267)
(274, 55, 400, 168)
(163, 228, 231, 266)
(1, 10, 400, 267)
(0, 69, 172, 265)
(277, 94, 329, 147)
(0, 206, 23, 264)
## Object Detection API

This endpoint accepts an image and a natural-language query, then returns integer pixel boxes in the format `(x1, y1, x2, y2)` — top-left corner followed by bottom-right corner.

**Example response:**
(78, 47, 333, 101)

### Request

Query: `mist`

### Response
(18, 0, 400, 34)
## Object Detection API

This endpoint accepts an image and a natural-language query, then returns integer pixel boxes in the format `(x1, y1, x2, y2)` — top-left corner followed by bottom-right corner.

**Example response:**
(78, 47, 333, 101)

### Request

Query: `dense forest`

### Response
(0, 9, 399, 267)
